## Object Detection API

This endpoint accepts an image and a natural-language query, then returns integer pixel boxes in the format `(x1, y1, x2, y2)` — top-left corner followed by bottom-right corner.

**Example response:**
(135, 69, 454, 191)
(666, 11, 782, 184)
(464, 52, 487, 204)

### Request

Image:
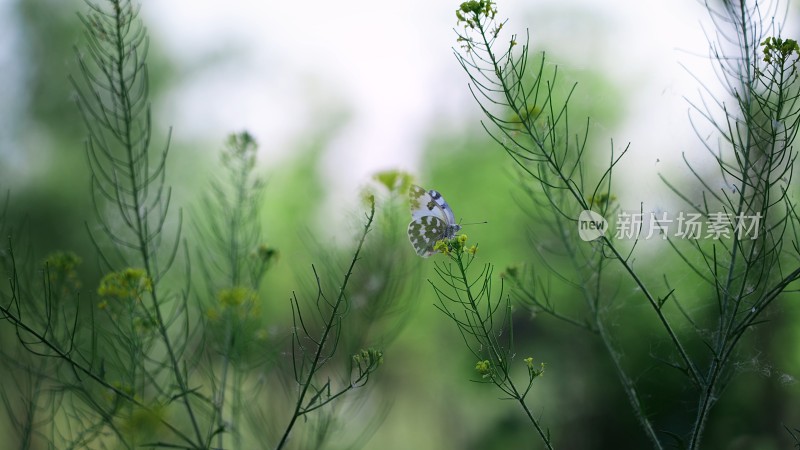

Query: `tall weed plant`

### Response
(1, 0, 799, 449)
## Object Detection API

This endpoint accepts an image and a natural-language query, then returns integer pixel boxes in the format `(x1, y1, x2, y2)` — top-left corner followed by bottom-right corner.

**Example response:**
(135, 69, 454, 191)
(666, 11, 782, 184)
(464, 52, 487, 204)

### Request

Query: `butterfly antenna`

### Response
(460, 220, 488, 226)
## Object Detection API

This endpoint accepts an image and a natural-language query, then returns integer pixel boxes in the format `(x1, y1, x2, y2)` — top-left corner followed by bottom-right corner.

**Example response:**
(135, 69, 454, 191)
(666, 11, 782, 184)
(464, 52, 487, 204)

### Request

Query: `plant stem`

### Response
(452, 251, 554, 450)
(0, 244, 196, 448)
(275, 205, 375, 450)
(104, 1, 204, 444)
(470, 16, 703, 388)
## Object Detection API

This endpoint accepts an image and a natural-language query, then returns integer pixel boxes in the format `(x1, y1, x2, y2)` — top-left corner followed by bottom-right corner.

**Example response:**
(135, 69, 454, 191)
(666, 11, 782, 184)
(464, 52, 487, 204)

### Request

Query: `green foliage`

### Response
(431, 234, 552, 448)
(0, 1, 396, 449)
(442, 0, 800, 449)
(2, 0, 800, 449)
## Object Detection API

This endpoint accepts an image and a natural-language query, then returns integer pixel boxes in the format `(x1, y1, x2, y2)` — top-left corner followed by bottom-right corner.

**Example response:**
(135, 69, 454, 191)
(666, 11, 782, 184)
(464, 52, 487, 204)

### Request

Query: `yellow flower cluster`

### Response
(433, 234, 478, 257)
(762, 36, 800, 65)
(218, 286, 254, 307)
(253, 244, 278, 264)
(475, 359, 492, 378)
(524, 356, 546, 378)
(97, 268, 152, 304)
(353, 348, 384, 367)
(44, 251, 82, 293)
(372, 169, 413, 193)
(586, 192, 617, 211)
(455, 0, 497, 29)
(207, 286, 260, 323)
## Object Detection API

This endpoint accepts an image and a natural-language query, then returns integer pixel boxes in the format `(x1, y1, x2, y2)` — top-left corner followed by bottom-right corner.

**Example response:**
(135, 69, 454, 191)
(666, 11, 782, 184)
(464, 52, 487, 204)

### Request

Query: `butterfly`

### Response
(407, 184, 462, 257)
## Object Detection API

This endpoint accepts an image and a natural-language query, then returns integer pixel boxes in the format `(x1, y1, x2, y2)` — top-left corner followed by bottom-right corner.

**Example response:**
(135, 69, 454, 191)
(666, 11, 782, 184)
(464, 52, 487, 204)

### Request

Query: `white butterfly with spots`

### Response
(407, 184, 462, 257)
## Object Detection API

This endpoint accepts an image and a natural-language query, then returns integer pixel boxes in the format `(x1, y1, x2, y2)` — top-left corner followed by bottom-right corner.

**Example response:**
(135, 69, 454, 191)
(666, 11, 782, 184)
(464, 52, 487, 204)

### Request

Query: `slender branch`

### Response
(276, 203, 375, 450)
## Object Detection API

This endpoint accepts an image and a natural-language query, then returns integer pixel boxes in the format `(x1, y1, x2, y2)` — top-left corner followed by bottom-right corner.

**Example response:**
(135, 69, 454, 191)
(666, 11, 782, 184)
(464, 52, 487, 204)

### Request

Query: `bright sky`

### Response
(140, 0, 722, 225)
(6, 0, 792, 222)
(143, 0, 483, 180)
(0, 0, 26, 177)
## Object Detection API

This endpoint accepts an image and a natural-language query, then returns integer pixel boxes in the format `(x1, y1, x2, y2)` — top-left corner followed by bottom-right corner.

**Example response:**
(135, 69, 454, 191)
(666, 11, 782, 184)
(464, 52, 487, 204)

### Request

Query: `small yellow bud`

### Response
(524, 357, 534, 368)
(475, 359, 492, 378)
(254, 244, 278, 263)
(433, 239, 451, 256)
(97, 268, 152, 300)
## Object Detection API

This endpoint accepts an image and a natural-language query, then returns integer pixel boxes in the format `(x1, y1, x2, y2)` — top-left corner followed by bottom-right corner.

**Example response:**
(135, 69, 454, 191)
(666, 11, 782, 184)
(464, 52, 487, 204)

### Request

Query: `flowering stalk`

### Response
(454, 0, 800, 448)
(277, 201, 379, 450)
(430, 235, 552, 449)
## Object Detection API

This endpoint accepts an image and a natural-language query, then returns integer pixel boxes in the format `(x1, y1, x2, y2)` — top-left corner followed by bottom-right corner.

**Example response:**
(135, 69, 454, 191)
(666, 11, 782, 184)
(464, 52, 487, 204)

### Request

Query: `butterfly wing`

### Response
(407, 215, 448, 257)
(409, 185, 454, 224)
(427, 188, 458, 225)
(408, 185, 460, 257)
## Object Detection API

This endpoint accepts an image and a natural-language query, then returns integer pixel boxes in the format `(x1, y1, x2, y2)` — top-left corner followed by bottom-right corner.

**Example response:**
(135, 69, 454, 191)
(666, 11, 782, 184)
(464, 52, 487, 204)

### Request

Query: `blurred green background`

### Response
(1, 0, 800, 449)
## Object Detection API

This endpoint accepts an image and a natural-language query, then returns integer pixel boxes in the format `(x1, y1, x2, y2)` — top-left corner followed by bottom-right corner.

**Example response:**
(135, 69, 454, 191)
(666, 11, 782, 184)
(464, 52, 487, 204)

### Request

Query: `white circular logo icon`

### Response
(577, 210, 608, 241)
